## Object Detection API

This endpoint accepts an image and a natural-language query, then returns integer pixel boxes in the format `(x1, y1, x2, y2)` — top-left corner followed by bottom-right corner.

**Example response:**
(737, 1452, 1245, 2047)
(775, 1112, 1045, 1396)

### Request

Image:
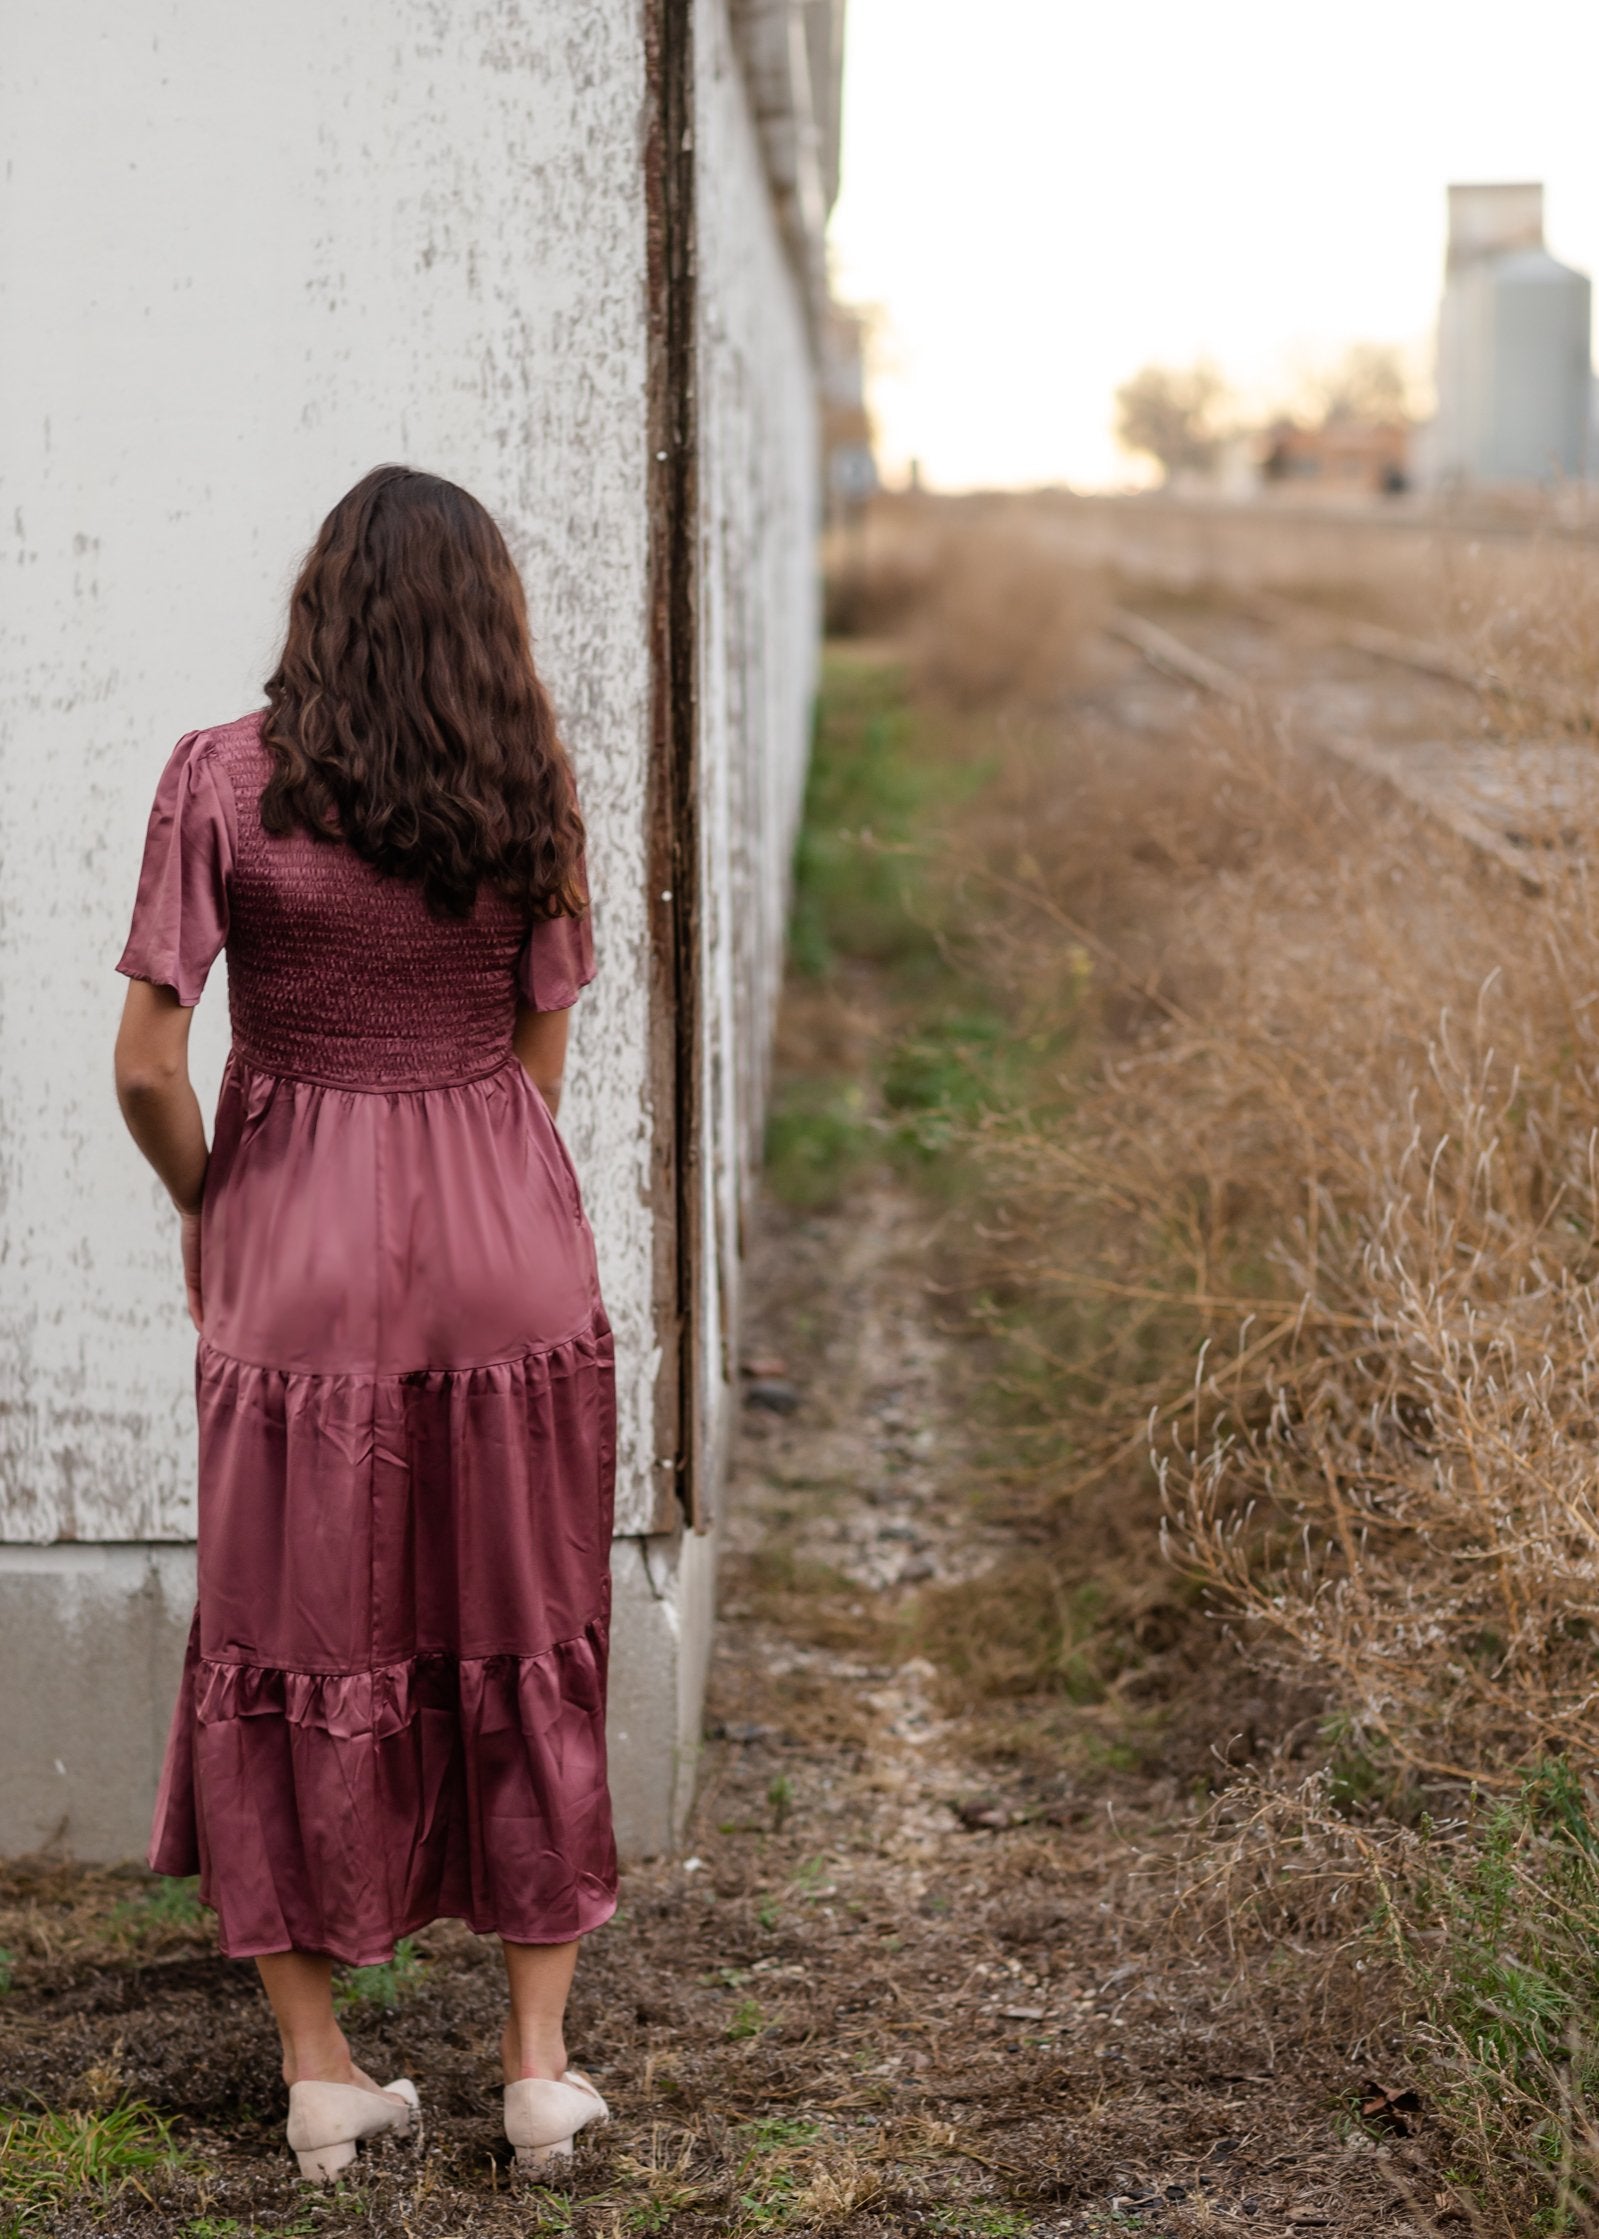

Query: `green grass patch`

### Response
(0, 2100, 193, 2232)
(779, 647, 1160, 1749)
(789, 654, 965, 980)
(1367, 1760, 1599, 2225)
(109, 1875, 205, 1943)
(763, 1078, 877, 1209)
(625, 2198, 703, 2235)
(332, 1935, 424, 2015)
(882, 1010, 1004, 1125)
(1413, 1764, 1599, 2074)
(517, 2195, 575, 2235)
(730, 2118, 826, 2232)
(775, 652, 1027, 1209)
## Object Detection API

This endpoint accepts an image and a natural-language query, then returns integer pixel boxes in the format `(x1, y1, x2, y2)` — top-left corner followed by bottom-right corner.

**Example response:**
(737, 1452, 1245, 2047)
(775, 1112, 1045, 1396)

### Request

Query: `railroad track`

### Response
(1105, 600, 1591, 895)
(1240, 590, 1481, 689)
(1104, 608, 1255, 707)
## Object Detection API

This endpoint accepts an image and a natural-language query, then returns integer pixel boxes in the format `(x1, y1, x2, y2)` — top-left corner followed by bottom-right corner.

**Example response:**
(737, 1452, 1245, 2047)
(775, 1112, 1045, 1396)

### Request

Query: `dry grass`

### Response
(24, 498, 1591, 2231)
(827, 497, 1106, 708)
(845, 492, 1599, 2227)
(3, 1166, 1418, 2237)
(976, 699, 1599, 1782)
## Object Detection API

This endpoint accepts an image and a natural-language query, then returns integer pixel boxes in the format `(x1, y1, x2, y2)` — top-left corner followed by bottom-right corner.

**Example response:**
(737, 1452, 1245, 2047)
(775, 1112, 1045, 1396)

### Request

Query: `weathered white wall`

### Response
(0, 0, 836, 1865)
(689, 0, 823, 1509)
(0, 0, 659, 1546)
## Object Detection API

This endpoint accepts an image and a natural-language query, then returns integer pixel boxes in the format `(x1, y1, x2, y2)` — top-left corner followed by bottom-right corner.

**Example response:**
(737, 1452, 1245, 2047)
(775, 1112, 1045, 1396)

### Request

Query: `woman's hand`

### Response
(179, 1208, 204, 1332)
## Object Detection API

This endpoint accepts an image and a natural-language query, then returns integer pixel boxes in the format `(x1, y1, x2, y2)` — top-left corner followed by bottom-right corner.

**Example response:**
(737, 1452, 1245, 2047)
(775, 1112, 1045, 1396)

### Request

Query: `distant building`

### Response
(1260, 417, 1410, 497)
(821, 301, 878, 520)
(1431, 183, 1592, 487)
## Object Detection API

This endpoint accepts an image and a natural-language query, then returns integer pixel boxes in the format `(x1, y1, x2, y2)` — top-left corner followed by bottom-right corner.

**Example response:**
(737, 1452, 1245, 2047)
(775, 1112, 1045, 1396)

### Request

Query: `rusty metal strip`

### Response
(1247, 590, 1480, 689)
(1106, 604, 1548, 891)
(643, 0, 704, 1532)
(1105, 605, 1255, 708)
(1317, 734, 1546, 894)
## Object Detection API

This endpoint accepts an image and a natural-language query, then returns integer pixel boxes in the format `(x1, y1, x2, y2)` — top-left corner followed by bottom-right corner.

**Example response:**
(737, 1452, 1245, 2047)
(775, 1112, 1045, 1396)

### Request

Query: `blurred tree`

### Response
(1114, 362, 1232, 481)
(1299, 343, 1412, 425)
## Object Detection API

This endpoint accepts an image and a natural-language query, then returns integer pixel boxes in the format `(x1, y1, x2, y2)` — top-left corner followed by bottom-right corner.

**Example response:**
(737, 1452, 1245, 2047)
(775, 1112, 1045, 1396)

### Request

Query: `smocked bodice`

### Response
(116, 712, 595, 1085)
(101, 712, 600, 1097)
(204, 721, 523, 1088)
(195, 716, 579, 1090)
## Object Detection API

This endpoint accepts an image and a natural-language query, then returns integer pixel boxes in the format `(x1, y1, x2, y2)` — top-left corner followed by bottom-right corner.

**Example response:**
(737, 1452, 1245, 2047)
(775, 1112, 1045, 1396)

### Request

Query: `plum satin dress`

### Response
(115, 712, 618, 1963)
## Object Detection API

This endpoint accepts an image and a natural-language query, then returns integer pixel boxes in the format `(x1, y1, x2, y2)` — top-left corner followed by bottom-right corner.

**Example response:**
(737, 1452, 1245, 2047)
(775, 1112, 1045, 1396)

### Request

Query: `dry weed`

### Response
(830, 496, 1105, 708)
(922, 535, 1599, 1787)
(848, 493, 1599, 2221)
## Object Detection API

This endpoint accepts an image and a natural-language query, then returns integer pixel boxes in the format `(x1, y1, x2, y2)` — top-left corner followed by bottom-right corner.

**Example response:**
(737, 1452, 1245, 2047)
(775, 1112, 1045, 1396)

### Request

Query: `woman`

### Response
(112, 466, 617, 2183)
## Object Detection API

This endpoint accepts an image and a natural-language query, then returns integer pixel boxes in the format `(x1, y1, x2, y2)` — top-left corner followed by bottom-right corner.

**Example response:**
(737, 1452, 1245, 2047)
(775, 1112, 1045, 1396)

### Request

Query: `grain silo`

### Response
(1432, 183, 1592, 487)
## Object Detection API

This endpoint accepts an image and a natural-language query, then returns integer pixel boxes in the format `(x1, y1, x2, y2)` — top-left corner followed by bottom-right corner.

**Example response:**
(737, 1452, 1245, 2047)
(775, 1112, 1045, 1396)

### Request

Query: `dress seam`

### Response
(192, 1620, 609, 1680)
(211, 1886, 620, 1968)
(194, 1319, 607, 1382)
(228, 1046, 519, 1093)
(368, 1085, 385, 1694)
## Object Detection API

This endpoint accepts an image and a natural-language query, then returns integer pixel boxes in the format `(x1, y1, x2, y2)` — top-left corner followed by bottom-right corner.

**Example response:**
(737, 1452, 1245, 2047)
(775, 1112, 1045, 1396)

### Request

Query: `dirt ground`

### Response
(0, 1179, 1447, 2239)
(2, 558, 1486, 2236)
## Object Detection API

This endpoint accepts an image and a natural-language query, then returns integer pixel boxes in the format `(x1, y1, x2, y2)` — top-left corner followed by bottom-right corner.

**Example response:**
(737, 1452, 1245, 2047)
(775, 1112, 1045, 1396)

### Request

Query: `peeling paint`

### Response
(683, 0, 823, 1526)
(1, 0, 657, 1542)
(1, 0, 833, 1576)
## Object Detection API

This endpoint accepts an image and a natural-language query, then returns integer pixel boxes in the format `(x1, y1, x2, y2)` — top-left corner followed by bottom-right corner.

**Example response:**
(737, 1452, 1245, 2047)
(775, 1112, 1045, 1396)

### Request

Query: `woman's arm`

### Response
(114, 981, 208, 1209)
(512, 1003, 572, 1119)
(114, 981, 209, 1329)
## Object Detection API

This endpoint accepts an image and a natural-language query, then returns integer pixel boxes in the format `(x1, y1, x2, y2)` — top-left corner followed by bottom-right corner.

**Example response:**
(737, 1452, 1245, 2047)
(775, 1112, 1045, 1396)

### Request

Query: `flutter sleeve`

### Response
(114, 731, 236, 1007)
(516, 851, 598, 1013)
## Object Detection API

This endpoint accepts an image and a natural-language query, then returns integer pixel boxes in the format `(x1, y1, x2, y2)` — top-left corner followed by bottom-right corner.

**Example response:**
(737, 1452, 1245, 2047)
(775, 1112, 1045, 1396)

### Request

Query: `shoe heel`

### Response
(515, 2135, 575, 2178)
(296, 2138, 358, 2184)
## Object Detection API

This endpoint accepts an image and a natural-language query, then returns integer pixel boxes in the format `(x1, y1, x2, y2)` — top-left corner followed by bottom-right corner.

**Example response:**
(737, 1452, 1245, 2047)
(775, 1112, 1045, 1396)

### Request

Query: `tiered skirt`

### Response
(148, 1050, 619, 1963)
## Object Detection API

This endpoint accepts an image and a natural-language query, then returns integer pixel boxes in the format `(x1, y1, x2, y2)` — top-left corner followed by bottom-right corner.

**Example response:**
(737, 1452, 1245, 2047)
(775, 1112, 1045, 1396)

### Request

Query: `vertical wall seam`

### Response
(643, 0, 704, 1532)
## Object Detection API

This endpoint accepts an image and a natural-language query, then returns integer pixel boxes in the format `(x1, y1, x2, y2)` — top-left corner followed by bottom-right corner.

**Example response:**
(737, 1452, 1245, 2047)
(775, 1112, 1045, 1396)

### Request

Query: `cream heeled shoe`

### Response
(503, 2067, 609, 2176)
(286, 2075, 420, 2183)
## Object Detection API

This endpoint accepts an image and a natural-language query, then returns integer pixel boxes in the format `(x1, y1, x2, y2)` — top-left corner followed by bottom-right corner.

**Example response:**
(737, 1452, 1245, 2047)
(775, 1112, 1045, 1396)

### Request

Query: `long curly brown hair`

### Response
(261, 465, 587, 923)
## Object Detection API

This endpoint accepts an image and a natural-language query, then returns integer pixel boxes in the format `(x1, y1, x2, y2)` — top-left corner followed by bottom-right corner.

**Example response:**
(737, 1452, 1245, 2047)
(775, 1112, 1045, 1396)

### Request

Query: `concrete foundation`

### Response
(607, 1525, 721, 1857)
(1, 0, 835, 1878)
(0, 1544, 195, 1860)
(0, 1533, 716, 1868)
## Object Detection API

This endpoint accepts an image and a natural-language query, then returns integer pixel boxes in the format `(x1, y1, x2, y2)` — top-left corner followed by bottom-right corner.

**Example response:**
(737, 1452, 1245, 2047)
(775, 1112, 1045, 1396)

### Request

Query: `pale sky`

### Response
(828, 0, 1599, 491)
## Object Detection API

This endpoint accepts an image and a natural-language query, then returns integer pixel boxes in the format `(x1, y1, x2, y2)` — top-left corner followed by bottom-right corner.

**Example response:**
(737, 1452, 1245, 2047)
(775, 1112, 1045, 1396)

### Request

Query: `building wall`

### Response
(1437, 254, 1592, 486)
(1485, 256, 1592, 483)
(1432, 185, 1593, 488)
(0, 0, 830, 1868)
(594, 0, 828, 1850)
(1, 0, 658, 1554)
(690, 0, 823, 1516)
